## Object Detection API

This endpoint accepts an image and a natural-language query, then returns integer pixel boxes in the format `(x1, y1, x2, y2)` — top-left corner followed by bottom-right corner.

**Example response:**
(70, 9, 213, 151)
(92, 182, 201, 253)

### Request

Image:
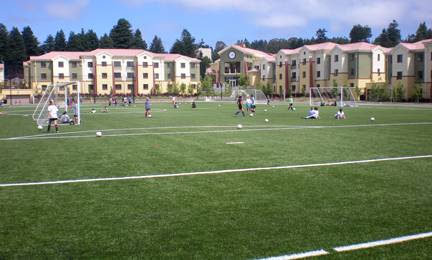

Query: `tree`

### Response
(0, 24, 9, 63)
(170, 39, 186, 54)
(131, 29, 147, 50)
(21, 26, 40, 60)
(395, 81, 406, 101)
(414, 22, 428, 42)
(54, 30, 67, 51)
(99, 33, 114, 48)
(85, 29, 99, 51)
(200, 56, 211, 79)
(374, 29, 392, 47)
(315, 28, 328, 43)
(179, 29, 196, 57)
(109, 18, 134, 49)
(201, 75, 213, 95)
(149, 35, 165, 53)
(67, 31, 84, 51)
(180, 83, 186, 95)
(265, 38, 290, 53)
(411, 77, 423, 102)
(387, 20, 401, 47)
(238, 75, 248, 87)
(214, 41, 227, 53)
(349, 24, 372, 43)
(380, 82, 391, 101)
(40, 35, 55, 54)
(6, 27, 26, 63)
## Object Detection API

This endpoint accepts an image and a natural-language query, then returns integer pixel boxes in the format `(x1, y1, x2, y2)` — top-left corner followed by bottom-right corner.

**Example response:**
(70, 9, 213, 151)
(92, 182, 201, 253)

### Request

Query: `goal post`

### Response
(236, 89, 267, 104)
(33, 81, 81, 126)
(309, 87, 358, 107)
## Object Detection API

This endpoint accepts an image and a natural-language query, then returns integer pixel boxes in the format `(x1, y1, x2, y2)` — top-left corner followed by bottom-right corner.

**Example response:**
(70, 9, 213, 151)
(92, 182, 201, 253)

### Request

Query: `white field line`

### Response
(2, 122, 432, 141)
(256, 249, 329, 260)
(1, 154, 431, 187)
(333, 231, 432, 252)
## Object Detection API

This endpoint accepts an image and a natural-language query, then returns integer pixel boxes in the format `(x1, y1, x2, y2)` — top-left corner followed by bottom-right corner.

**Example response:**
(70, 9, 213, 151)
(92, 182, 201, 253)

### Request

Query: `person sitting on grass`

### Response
(101, 106, 108, 113)
(335, 108, 347, 119)
(60, 111, 74, 125)
(302, 107, 321, 119)
(191, 101, 196, 108)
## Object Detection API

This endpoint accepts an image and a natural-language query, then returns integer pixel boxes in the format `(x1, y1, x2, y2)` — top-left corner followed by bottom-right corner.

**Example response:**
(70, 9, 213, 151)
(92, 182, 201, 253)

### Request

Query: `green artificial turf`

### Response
(0, 101, 432, 259)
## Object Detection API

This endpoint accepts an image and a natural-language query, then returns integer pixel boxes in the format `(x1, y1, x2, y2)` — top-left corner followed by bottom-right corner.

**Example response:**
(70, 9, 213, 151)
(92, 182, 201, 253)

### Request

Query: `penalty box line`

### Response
(1, 154, 431, 187)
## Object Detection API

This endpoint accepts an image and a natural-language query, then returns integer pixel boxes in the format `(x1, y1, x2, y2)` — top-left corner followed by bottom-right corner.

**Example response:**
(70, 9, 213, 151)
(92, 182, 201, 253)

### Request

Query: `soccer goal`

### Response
(33, 81, 81, 126)
(236, 89, 267, 104)
(309, 87, 358, 107)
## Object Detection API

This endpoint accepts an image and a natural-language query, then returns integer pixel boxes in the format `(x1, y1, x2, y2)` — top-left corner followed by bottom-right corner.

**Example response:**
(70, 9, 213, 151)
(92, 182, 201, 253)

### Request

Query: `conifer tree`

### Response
(99, 33, 114, 49)
(0, 23, 9, 63)
(149, 35, 165, 53)
(41, 34, 55, 54)
(6, 27, 26, 63)
(109, 18, 134, 49)
(22, 26, 40, 60)
(54, 29, 67, 51)
(132, 29, 147, 50)
(85, 29, 99, 51)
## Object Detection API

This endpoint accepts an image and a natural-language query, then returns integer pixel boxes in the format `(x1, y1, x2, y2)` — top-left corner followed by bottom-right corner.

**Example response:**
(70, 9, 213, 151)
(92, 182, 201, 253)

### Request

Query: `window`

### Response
(279, 74, 282, 80)
(317, 71, 321, 78)
(263, 64, 266, 70)
(41, 73, 47, 80)
(101, 61, 107, 67)
(71, 61, 77, 68)
(317, 84, 320, 88)
(127, 84, 133, 90)
(302, 71, 306, 78)
(71, 73, 77, 79)
(334, 69, 338, 76)
(279, 62, 283, 67)
(89, 85, 93, 91)
(181, 73, 186, 79)
(102, 73, 107, 79)
(334, 55, 339, 62)
(263, 75, 266, 80)
(102, 84, 108, 90)
(114, 73, 121, 79)
(167, 63, 173, 68)
(167, 73, 172, 79)
(127, 73, 134, 79)
(88, 62, 93, 68)
(397, 54, 403, 63)
(181, 63, 186, 68)
(191, 63, 196, 69)
(72, 85, 77, 90)
(191, 74, 196, 79)
(143, 73, 148, 79)
(292, 60, 296, 66)
(303, 58, 306, 65)
(350, 69, 354, 76)
(155, 73, 159, 79)
(127, 61, 134, 67)
(58, 61, 64, 68)
(42, 85, 47, 90)
(317, 58, 321, 64)
(378, 69, 381, 76)
(41, 62, 46, 68)
(143, 62, 148, 67)
(418, 71, 424, 79)
(350, 83, 354, 88)
(192, 84, 196, 89)
(143, 84, 149, 90)
(88, 73, 94, 79)
(154, 62, 159, 68)
(59, 73, 64, 79)
(291, 72, 296, 79)
(417, 54, 424, 62)
(397, 71, 402, 80)
(114, 61, 121, 67)
(350, 54, 355, 61)
(292, 85, 296, 92)
(115, 84, 121, 90)
(377, 54, 381, 61)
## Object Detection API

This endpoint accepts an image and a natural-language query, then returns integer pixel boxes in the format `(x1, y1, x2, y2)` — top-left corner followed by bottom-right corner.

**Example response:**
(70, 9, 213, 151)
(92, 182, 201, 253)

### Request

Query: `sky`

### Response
(3, 0, 432, 51)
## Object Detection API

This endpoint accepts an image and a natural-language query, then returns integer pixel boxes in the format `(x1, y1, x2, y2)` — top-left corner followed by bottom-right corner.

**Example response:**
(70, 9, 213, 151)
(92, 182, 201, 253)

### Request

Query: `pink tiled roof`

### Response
(336, 42, 377, 51)
(248, 68, 260, 73)
(30, 51, 86, 60)
(304, 42, 339, 51)
(227, 44, 275, 58)
(399, 39, 432, 50)
(280, 47, 302, 55)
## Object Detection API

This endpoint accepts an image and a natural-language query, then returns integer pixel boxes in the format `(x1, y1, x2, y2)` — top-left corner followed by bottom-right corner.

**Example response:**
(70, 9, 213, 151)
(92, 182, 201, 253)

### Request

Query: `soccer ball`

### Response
(264, 109, 267, 112)
(370, 117, 375, 121)
(96, 131, 102, 137)
(37, 125, 43, 130)
(272, 105, 275, 108)
(293, 108, 296, 111)
(237, 124, 242, 129)
(218, 104, 220, 107)
(148, 115, 152, 118)
(250, 113, 254, 117)
(265, 119, 269, 123)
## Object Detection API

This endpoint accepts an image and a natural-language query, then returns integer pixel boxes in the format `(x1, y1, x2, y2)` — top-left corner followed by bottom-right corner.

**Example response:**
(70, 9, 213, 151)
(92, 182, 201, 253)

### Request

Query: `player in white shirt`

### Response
(47, 100, 59, 133)
(246, 96, 251, 111)
(335, 108, 347, 119)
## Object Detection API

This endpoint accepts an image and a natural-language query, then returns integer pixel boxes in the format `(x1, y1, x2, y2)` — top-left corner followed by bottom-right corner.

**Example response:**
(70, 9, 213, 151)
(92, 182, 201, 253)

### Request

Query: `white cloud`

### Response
(45, 0, 90, 20)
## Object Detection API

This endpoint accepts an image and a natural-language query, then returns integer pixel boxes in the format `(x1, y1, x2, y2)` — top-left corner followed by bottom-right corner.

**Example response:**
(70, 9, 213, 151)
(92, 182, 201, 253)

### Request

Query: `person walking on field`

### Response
(288, 96, 294, 110)
(47, 100, 59, 133)
(145, 97, 151, 117)
(235, 95, 246, 117)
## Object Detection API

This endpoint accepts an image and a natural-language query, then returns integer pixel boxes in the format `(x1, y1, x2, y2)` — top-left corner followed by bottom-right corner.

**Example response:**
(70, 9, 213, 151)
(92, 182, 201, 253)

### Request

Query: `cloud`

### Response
(44, 0, 90, 20)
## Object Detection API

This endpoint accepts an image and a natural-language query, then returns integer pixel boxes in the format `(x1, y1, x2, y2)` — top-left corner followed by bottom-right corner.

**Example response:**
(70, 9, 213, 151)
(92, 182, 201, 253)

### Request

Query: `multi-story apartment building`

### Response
(23, 49, 201, 98)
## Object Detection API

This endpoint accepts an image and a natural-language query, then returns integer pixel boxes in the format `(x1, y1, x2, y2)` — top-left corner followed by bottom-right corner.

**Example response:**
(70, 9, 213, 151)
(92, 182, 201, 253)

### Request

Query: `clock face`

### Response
(229, 51, 236, 59)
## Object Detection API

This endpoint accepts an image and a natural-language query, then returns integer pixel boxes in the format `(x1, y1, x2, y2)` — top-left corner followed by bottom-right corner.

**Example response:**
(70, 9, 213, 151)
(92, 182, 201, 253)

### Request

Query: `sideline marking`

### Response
(333, 231, 432, 252)
(1, 155, 431, 187)
(257, 249, 329, 260)
(2, 122, 432, 141)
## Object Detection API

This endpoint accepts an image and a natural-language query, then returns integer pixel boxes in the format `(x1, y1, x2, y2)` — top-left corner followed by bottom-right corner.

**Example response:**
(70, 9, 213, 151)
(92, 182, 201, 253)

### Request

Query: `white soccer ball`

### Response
(272, 105, 275, 108)
(148, 115, 152, 118)
(237, 124, 242, 129)
(37, 125, 43, 130)
(264, 109, 267, 112)
(96, 131, 102, 137)
(370, 117, 375, 121)
(293, 108, 296, 111)
(218, 104, 220, 107)
(250, 113, 254, 117)
(265, 119, 269, 123)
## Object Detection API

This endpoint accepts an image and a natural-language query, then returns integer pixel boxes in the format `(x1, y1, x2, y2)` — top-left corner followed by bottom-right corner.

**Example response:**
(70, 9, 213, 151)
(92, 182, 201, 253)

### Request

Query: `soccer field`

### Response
(1, 100, 432, 259)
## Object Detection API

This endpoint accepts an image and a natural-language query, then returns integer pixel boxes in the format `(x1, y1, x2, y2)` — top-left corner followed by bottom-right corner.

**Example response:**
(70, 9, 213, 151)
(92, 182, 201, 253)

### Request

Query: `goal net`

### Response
(236, 89, 267, 104)
(33, 81, 81, 126)
(309, 87, 358, 107)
